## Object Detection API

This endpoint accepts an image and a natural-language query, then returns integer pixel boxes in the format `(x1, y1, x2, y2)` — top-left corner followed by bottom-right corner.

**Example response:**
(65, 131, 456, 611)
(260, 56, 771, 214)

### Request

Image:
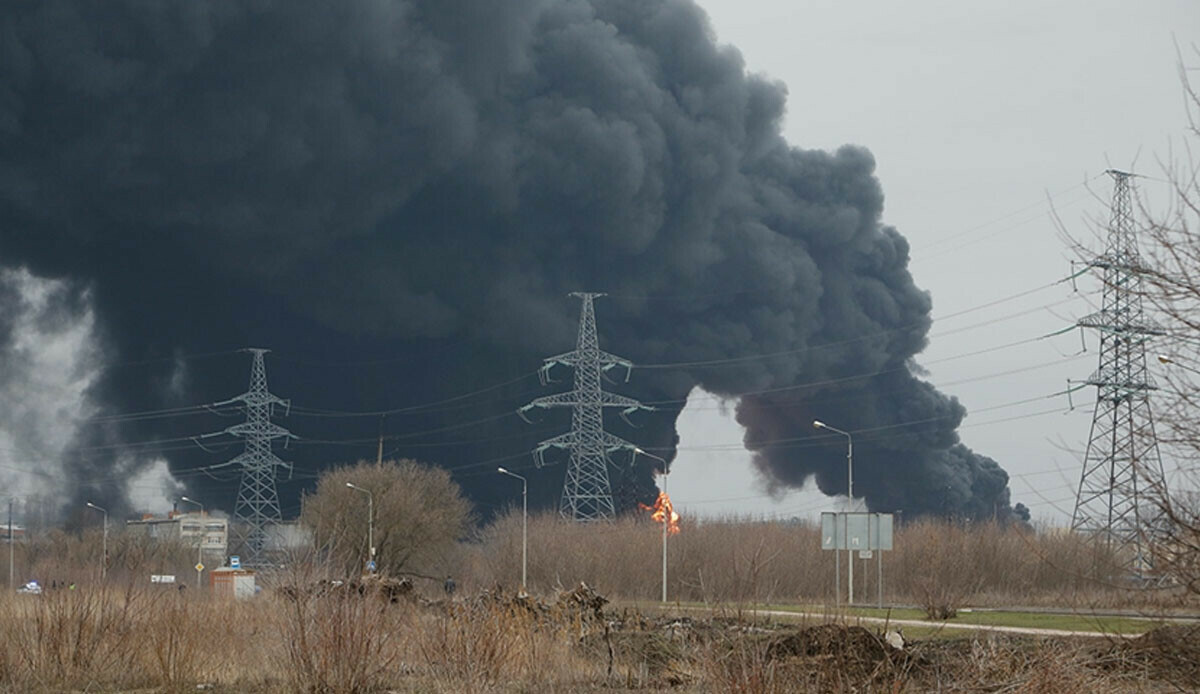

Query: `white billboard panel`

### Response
(820, 512, 893, 551)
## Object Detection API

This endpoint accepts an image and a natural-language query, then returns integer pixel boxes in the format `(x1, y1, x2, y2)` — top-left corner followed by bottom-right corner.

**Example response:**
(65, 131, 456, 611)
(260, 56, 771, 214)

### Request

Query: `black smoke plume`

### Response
(0, 0, 1023, 522)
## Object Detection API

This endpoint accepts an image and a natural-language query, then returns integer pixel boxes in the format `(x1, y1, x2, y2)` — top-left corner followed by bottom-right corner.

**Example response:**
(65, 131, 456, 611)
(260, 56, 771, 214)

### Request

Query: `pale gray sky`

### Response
(671, 0, 1200, 523)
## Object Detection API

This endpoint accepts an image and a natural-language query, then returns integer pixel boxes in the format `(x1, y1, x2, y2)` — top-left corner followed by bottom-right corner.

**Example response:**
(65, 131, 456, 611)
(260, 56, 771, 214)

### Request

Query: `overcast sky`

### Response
(670, 0, 1200, 523)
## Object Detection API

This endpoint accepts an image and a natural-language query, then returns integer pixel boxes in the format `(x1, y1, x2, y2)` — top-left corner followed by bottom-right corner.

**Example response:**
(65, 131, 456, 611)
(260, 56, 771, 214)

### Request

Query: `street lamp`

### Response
(345, 483, 375, 573)
(85, 502, 108, 582)
(497, 467, 528, 593)
(6, 497, 14, 591)
(1157, 354, 1200, 377)
(180, 496, 204, 589)
(814, 420, 854, 605)
(634, 447, 671, 603)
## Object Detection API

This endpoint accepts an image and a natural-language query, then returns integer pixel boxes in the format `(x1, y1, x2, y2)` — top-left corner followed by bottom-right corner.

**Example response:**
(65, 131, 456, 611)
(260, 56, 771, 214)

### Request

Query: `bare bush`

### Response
(273, 568, 404, 693)
(301, 459, 472, 577)
(144, 592, 227, 688)
(1, 585, 146, 691)
(701, 635, 781, 694)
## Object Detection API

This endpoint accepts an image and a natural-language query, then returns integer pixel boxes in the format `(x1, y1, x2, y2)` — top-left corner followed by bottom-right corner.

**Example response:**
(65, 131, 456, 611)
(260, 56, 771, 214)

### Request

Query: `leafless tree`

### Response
(300, 459, 473, 578)
(1115, 44, 1200, 595)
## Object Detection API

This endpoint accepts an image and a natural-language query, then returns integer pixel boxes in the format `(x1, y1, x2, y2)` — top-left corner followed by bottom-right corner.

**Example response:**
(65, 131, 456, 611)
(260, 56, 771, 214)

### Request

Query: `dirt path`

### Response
(666, 605, 1142, 639)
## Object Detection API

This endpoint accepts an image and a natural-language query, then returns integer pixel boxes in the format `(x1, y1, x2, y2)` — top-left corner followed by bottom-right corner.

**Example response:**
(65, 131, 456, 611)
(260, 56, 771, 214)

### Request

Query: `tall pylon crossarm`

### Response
(532, 432, 580, 468)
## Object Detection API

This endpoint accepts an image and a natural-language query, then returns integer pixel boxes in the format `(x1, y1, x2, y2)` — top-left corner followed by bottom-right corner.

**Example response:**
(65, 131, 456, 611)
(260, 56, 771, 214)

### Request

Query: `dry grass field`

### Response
(0, 581, 1196, 693)
(461, 513, 1188, 613)
(0, 516, 1196, 692)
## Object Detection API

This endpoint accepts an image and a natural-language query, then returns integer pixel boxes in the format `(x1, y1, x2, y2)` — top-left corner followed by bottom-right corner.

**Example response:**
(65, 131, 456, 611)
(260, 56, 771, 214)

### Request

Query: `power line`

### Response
(637, 281, 1070, 370)
(914, 172, 1105, 252)
(287, 371, 540, 418)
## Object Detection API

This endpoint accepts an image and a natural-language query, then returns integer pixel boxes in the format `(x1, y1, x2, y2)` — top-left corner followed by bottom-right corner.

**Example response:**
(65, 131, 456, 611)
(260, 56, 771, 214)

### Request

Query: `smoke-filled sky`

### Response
(1, 0, 1195, 525)
(671, 0, 1200, 522)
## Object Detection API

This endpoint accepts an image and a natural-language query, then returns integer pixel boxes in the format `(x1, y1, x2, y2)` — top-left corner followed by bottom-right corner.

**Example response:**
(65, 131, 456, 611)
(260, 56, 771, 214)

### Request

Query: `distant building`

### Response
(127, 512, 228, 560)
(2, 525, 26, 542)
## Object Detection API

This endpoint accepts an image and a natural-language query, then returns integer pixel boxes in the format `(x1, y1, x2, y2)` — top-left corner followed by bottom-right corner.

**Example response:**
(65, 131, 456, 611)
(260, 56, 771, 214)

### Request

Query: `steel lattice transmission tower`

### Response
(1072, 170, 1168, 573)
(215, 349, 296, 567)
(520, 293, 653, 521)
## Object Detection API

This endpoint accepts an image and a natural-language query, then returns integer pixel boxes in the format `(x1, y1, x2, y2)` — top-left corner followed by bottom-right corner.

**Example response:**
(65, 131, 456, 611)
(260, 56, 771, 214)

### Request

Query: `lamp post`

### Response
(814, 420, 854, 605)
(86, 502, 108, 582)
(180, 496, 204, 589)
(497, 467, 528, 593)
(345, 483, 375, 573)
(660, 466, 669, 603)
(7, 497, 14, 591)
(633, 447, 671, 603)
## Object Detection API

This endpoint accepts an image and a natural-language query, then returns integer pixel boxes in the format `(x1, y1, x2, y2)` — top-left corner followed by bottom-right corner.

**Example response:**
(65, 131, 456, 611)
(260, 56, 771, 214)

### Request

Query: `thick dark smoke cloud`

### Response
(0, 0, 1023, 522)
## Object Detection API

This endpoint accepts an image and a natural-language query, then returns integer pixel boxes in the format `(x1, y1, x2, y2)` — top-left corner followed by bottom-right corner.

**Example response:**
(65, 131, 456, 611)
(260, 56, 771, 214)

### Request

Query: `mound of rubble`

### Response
(447, 581, 609, 623)
(276, 575, 415, 603)
(767, 623, 898, 662)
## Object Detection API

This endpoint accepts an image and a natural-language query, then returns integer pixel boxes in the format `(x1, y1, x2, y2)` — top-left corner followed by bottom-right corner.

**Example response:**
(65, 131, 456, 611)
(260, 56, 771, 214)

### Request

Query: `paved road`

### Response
(665, 605, 1147, 639)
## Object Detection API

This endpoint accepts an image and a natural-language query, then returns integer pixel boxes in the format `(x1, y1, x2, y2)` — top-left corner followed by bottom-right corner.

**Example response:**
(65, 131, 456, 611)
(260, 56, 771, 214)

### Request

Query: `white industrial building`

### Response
(126, 511, 228, 561)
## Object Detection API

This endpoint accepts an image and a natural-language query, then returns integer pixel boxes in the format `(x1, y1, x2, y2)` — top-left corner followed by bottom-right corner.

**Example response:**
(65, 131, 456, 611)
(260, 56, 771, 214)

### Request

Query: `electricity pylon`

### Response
(520, 293, 653, 521)
(1072, 170, 1168, 575)
(212, 349, 296, 567)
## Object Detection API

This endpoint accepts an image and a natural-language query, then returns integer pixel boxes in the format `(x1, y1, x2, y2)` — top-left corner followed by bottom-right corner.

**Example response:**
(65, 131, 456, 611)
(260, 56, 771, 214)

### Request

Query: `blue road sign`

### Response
(230, 555, 241, 569)
(366, 560, 377, 572)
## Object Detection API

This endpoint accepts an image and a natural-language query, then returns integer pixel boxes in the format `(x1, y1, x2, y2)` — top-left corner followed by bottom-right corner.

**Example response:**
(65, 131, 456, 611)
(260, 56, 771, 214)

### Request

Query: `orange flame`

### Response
(639, 491, 681, 534)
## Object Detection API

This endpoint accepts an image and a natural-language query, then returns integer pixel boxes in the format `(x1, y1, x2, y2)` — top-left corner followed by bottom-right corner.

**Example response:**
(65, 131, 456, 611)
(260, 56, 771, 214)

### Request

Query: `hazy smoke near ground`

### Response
(0, 0, 1023, 521)
(0, 269, 99, 500)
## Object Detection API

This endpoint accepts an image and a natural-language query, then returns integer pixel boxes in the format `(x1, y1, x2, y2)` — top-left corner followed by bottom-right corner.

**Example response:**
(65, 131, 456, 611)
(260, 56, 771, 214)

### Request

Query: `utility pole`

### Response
(376, 415, 385, 466)
(815, 420, 854, 604)
(520, 293, 653, 521)
(180, 496, 205, 589)
(497, 467, 528, 593)
(1072, 170, 1169, 576)
(345, 483, 375, 573)
(8, 498, 13, 591)
(661, 468, 668, 603)
(206, 349, 296, 568)
(86, 502, 107, 581)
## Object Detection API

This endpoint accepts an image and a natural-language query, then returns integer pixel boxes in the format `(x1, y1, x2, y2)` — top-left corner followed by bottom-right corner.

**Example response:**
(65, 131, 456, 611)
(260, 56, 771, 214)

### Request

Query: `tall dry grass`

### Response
(0, 515, 1191, 692)
(463, 512, 1189, 610)
(0, 584, 236, 692)
(0, 574, 1184, 692)
(273, 566, 407, 693)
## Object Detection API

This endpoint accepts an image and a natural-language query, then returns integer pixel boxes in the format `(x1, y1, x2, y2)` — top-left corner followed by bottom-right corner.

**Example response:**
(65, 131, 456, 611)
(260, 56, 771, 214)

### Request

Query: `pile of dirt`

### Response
(763, 623, 914, 686)
(767, 624, 898, 662)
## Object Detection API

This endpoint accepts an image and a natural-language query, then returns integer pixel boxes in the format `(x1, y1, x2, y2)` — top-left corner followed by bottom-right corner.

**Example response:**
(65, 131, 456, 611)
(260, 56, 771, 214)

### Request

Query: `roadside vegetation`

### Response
(0, 576, 1195, 693)
(2, 496, 1198, 692)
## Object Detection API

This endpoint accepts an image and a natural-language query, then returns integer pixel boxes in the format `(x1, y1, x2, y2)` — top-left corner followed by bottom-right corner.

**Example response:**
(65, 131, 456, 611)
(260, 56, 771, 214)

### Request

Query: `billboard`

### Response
(820, 512, 893, 551)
